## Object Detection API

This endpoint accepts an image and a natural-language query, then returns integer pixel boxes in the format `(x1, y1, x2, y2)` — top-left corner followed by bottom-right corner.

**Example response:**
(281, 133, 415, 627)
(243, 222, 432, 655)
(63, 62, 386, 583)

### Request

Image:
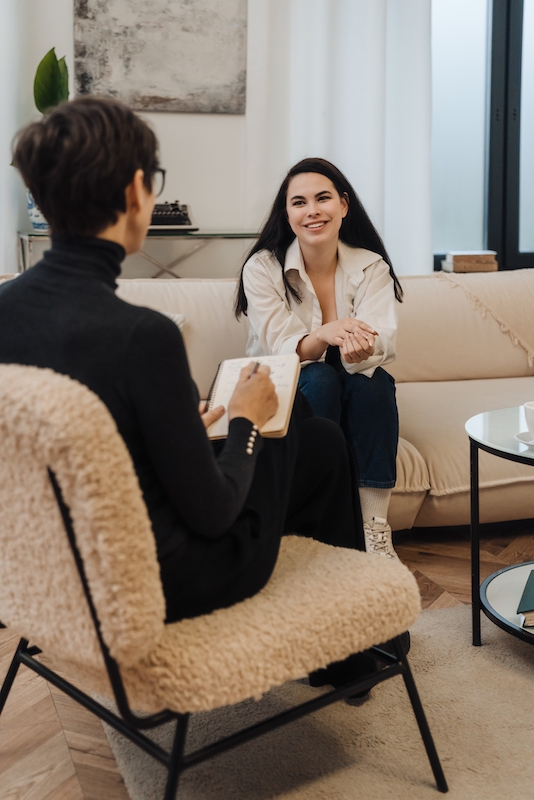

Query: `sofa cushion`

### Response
(390, 273, 534, 384)
(397, 377, 534, 499)
(388, 437, 430, 531)
(159, 311, 186, 331)
(116, 278, 248, 397)
(394, 437, 430, 494)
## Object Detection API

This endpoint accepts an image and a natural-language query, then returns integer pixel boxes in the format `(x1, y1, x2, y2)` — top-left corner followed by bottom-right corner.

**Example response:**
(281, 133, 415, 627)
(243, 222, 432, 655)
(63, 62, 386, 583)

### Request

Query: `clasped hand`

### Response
(319, 318, 377, 364)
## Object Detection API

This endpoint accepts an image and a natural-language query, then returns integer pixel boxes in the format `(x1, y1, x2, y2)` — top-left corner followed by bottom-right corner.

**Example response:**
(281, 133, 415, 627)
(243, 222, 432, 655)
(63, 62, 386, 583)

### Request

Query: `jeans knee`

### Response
(298, 363, 343, 422)
(299, 363, 341, 395)
(342, 368, 396, 404)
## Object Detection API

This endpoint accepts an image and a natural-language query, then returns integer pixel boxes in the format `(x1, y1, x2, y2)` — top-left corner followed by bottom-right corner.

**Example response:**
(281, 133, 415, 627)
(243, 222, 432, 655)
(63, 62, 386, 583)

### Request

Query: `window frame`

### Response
(434, 0, 534, 271)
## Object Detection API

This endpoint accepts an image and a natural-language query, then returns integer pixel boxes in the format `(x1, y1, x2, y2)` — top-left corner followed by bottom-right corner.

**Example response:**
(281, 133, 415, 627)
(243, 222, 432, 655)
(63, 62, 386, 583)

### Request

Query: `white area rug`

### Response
(103, 606, 534, 799)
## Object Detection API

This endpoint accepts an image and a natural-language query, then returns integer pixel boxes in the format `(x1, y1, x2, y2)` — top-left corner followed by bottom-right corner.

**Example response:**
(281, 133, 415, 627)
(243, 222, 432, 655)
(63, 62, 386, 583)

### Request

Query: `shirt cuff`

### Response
(341, 359, 377, 377)
(279, 332, 308, 356)
(227, 417, 264, 458)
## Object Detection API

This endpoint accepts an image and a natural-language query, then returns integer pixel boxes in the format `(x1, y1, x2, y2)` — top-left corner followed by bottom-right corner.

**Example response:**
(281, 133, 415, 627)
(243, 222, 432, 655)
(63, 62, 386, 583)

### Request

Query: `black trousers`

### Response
(161, 393, 364, 622)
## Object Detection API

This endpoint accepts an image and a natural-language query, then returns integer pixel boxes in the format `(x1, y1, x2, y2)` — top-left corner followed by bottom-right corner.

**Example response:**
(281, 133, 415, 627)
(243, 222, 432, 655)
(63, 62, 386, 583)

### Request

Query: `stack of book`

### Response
(441, 251, 498, 273)
(517, 569, 534, 629)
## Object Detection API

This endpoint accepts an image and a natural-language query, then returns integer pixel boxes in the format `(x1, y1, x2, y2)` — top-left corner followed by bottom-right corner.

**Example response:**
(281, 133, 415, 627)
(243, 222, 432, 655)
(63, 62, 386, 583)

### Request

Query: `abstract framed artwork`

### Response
(74, 0, 247, 114)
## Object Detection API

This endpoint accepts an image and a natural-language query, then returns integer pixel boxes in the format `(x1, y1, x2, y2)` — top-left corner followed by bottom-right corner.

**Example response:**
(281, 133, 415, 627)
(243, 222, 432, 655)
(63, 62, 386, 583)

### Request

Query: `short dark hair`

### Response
(235, 157, 402, 318)
(12, 96, 160, 237)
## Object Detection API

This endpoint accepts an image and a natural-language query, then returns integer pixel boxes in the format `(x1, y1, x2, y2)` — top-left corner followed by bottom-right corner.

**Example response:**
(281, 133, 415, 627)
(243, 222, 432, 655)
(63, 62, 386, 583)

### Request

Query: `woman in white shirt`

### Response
(235, 158, 403, 559)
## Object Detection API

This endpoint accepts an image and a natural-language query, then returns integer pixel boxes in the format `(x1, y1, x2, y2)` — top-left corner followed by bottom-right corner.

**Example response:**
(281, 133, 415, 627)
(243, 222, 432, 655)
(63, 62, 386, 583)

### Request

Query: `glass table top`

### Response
(465, 406, 534, 461)
(18, 230, 259, 239)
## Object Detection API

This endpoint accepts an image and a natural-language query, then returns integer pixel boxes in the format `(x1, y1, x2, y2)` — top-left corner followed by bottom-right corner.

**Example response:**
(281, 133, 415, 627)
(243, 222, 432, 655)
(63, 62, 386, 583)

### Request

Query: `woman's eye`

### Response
(318, 195, 331, 202)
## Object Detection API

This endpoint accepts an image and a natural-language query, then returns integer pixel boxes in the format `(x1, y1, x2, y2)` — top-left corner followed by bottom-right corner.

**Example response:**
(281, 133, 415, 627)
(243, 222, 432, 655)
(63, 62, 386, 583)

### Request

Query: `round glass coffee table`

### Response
(465, 406, 534, 646)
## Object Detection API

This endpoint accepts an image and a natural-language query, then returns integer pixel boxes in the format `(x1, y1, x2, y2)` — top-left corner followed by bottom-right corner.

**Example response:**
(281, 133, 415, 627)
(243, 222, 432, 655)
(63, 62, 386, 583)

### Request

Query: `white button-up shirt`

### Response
(242, 238, 397, 377)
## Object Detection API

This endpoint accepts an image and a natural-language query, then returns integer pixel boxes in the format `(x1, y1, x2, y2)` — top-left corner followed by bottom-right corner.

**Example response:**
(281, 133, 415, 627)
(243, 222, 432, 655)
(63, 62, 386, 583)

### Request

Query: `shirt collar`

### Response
(284, 237, 307, 277)
(337, 241, 382, 276)
(43, 236, 125, 289)
(284, 237, 381, 279)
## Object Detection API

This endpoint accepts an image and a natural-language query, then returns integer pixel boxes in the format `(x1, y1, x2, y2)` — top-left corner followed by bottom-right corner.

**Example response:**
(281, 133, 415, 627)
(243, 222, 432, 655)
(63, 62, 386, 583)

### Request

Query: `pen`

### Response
(249, 361, 260, 377)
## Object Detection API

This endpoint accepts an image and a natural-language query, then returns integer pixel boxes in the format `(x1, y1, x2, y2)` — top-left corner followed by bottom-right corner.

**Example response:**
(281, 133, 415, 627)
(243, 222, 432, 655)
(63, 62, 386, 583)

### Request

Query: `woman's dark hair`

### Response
(12, 96, 160, 237)
(235, 157, 402, 317)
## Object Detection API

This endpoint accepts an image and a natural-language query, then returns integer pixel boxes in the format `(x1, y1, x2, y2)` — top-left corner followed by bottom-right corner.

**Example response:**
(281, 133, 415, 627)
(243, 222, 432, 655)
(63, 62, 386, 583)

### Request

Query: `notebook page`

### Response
(207, 354, 300, 439)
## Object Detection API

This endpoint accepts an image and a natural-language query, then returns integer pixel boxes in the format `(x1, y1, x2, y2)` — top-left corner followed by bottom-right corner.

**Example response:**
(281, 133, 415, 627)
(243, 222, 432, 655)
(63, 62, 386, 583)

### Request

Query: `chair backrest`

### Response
(0, 364, 166, 673)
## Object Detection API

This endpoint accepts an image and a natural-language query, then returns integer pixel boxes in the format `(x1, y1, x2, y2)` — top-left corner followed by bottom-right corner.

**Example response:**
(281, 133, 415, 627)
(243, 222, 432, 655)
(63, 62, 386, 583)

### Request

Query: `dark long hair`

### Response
(235, 157, 402, 318)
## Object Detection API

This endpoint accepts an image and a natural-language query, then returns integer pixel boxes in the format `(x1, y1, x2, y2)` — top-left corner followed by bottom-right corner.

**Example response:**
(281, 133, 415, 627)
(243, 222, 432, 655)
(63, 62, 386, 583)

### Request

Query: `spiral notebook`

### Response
(206, 354, 301, 440)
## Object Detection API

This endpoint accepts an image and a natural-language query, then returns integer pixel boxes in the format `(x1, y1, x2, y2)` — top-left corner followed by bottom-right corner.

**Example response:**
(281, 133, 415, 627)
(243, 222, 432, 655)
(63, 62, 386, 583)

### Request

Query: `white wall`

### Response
(5, 0, 433, 277)
(6, 0, 256, 276)
(0, 0, 23, 274)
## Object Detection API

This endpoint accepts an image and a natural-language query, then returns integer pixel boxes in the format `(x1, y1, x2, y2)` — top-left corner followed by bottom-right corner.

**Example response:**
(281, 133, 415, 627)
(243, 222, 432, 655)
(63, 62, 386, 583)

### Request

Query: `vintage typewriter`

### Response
(149, 201, 198, 232)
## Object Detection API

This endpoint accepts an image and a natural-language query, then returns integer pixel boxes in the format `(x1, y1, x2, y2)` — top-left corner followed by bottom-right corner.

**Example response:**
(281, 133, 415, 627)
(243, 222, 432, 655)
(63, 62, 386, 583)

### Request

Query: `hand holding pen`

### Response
(228, 360, 278, 428)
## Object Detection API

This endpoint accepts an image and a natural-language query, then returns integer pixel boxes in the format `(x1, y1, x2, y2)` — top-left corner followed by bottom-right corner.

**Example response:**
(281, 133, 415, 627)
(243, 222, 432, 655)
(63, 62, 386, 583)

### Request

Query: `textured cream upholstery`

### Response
(0, 364, 420, 713)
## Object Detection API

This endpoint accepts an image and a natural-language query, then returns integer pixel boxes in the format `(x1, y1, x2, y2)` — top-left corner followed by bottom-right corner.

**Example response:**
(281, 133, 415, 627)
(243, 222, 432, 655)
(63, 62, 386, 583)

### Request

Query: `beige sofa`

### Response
(3, 268, 534, 531)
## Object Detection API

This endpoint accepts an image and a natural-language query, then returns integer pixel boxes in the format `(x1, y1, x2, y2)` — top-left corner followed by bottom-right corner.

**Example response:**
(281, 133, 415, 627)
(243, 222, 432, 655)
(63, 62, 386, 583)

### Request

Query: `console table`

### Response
(17, 230, 258, 278)
(466, 406, 534, 646)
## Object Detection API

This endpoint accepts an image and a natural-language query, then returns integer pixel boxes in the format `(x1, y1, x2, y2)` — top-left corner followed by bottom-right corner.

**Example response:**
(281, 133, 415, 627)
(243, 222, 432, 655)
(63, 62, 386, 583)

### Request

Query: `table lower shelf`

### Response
(480, 560, 534, 644)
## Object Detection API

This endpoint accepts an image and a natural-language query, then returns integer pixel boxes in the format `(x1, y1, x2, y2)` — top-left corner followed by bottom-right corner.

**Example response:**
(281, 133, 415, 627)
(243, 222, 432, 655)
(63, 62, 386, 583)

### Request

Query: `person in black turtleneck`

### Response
(2, 98, 376, 685)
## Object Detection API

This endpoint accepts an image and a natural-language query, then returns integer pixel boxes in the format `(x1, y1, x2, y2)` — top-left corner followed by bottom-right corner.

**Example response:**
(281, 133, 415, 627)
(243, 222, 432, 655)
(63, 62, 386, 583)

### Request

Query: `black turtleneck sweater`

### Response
(0, 237, 263, 564)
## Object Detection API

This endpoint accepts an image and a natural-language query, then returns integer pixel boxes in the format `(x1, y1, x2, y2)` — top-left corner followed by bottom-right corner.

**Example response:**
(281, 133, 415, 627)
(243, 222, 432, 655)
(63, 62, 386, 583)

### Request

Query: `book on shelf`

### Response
(205, 353, 301, 440)
(517, 569, 534, 627)
(441, 251, 498, 273)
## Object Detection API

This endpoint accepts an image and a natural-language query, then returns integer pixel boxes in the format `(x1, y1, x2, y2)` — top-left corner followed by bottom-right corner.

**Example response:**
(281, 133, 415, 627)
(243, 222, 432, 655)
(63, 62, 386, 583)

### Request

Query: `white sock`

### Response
(358, 487, 392, 526)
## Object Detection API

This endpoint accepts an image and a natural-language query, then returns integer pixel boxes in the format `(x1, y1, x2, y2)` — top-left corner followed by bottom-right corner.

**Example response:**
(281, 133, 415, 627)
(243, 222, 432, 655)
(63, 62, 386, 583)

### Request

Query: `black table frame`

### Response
(470, 437, 534, 645)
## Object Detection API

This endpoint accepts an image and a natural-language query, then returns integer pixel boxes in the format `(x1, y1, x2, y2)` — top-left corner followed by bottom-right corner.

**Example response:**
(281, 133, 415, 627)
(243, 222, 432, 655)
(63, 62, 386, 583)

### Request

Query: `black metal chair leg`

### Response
(393, 638, 448, 793)
(0, 637, 27, 715)
(163, 714, 190, 800)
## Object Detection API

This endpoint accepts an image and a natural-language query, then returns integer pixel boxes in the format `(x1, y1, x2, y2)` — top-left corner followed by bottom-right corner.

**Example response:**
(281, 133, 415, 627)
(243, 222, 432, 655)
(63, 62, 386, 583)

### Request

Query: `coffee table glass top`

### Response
(482, 561, 534, 638)
(465, 406, 534, 460)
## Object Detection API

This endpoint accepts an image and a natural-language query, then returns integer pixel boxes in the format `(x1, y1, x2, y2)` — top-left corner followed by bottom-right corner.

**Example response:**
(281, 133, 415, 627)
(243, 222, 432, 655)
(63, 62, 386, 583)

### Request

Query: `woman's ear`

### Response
(341, 192, 349, 218)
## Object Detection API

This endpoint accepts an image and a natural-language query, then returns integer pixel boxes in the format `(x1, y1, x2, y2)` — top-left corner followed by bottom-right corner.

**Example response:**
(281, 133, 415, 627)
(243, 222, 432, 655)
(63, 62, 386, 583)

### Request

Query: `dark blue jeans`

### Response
(298, 347, 398, 488)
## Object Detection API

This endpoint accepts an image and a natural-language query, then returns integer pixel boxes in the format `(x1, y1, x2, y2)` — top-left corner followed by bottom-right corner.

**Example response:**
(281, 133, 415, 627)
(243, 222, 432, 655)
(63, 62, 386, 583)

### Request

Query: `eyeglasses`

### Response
(153, 168, 166, 198)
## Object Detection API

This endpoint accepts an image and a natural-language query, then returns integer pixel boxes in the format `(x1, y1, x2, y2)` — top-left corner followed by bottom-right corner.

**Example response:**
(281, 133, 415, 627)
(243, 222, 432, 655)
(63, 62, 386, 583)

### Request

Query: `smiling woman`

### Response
(236, 157, 403, 560)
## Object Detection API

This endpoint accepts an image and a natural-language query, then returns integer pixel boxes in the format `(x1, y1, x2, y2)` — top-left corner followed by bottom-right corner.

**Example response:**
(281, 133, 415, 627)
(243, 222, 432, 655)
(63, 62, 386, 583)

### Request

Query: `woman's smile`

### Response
(286, 172, 348, 246)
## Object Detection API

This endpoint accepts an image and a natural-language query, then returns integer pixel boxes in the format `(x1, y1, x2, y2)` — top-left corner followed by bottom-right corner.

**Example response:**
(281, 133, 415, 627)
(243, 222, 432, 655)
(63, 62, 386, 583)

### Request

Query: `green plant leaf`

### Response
(57, 57, 69, 103)
(34, 48, 69, 113)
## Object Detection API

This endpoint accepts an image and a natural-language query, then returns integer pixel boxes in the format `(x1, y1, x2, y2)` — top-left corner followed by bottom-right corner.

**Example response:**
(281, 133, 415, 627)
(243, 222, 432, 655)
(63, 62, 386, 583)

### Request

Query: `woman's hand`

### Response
(228, 362, 279, 429)
(317, 318, 377, 348)
(340, 327, 376, 363)
(297, 318, 378, 363)
(199, 401, 225, 430)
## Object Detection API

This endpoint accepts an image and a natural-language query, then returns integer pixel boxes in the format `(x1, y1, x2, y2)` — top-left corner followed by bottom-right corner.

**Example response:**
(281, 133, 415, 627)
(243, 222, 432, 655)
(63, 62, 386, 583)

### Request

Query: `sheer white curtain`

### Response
(245, 0, 432, 275)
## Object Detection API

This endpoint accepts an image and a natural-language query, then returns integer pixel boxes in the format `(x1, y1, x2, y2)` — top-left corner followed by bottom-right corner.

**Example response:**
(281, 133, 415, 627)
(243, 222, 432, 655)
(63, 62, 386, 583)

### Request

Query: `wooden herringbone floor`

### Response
(1, 519, 533, 799)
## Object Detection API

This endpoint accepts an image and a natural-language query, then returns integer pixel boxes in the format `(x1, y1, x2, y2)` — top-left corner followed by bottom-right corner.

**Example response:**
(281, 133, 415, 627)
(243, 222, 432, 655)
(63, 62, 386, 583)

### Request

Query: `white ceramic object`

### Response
(26, 190, 49, 232)
(515, 431, 534, 447)
(525, 401, 534, 437)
